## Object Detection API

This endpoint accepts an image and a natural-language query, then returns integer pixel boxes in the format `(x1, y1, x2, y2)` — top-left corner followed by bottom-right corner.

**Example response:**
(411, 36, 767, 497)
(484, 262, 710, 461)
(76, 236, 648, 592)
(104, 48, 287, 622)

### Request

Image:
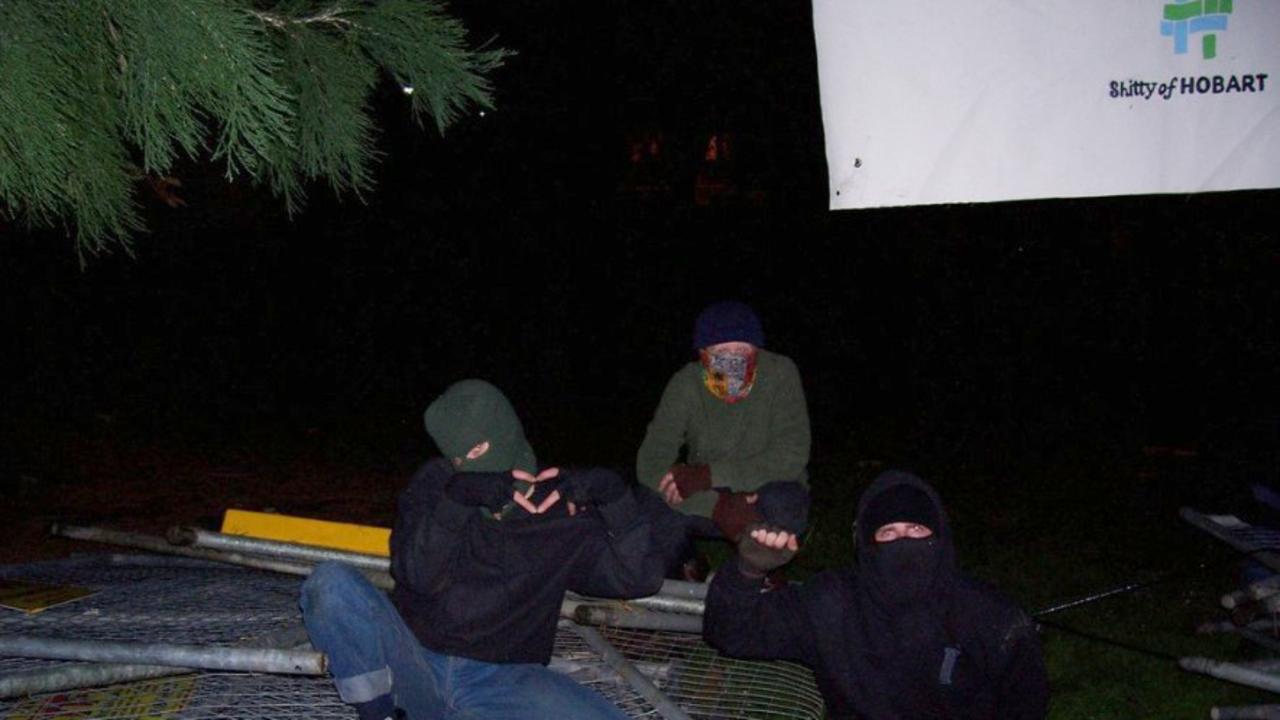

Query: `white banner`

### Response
(812, 1, 1280, 209)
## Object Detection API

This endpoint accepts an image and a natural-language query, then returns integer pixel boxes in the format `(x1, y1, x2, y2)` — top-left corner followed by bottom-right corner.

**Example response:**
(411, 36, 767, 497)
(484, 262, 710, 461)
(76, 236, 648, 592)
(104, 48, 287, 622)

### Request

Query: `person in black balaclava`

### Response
(703, 470, 1048, 720)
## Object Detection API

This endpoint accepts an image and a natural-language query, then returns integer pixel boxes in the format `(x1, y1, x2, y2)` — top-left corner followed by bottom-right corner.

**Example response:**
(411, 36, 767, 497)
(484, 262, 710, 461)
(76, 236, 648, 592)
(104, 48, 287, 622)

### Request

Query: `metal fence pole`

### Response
(572, 605, 703, 633)
(51, 524, 394, 590)
(567, 592, 703, 617)
(566, 623, 694, 720)
(658, 579, 708, 600)
(1211, 705, 1280, 719)
(168, 527, 391, 573)
(1238, 630, 1280, 656)
(0, 621, 313, 699)
(0, 635, 326, 676)
(625, 595, 704, 615)
(1180, 656, 1280, 694)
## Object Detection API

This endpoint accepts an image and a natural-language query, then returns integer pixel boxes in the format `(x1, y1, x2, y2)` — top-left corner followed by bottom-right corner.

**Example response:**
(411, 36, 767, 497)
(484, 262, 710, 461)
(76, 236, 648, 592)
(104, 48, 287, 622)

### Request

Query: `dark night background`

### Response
(2, 1, 1277, 502)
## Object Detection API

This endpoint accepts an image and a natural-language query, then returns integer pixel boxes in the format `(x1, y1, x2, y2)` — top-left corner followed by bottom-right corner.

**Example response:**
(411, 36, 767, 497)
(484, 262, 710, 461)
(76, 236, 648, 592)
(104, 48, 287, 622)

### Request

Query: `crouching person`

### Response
(704, 470, 1048, 720)
(301, 379, 663, 720)
(636, 301, 812, 580)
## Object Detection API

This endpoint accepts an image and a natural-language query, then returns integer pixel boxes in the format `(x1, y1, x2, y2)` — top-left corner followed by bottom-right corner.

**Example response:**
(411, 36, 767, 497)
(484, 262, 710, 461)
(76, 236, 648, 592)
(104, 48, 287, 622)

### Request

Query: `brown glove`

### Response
(712, 491, 764, 542)
(669, 463, 712, 497)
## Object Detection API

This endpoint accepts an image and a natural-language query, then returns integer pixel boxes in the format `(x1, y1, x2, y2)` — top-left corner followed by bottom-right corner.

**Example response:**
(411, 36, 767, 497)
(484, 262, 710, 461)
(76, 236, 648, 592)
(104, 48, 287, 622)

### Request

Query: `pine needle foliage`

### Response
(0, 0, 508, 258)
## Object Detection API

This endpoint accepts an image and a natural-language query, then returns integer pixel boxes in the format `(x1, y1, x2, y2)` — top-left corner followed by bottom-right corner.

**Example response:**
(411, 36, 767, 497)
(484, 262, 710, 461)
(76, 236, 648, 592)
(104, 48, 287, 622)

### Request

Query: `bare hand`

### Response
(749, 525, 798, 551)
(510, 468, 563, 514)
(658, 472, 682, 506)
(738, 523, 799, 577)
(513, 467, 561, 484)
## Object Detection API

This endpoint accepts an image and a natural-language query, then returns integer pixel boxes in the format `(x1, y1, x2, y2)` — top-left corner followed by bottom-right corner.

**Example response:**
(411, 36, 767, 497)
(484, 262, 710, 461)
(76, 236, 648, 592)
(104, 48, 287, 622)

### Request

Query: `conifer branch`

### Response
(0, 0, 507, 258)
(248, 5, 354, 31)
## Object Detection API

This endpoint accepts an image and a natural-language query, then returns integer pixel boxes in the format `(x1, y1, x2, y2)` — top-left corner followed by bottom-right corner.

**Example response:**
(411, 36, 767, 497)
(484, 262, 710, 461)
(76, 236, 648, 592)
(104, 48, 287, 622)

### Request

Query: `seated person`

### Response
(704, 470, 1048, 720)
(636, 301, 811, 579)
(300, 379, 663, 720)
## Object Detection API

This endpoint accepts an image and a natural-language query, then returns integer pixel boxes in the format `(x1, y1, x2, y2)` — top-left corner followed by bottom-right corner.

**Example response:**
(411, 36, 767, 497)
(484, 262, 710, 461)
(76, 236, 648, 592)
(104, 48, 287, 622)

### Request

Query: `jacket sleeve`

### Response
(703, 557, 818, 665)
(567, 490, 664, 599)
(707, 355, 811, 492)
(991, 610, 1050, 720)
(635, 368, 695, 492)
(389, 460, 477, 595)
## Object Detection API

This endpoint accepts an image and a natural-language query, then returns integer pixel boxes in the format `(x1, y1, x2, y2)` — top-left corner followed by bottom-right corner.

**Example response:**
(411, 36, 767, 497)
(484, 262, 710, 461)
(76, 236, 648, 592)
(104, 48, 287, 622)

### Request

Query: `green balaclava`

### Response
(423, 379, 537, 474)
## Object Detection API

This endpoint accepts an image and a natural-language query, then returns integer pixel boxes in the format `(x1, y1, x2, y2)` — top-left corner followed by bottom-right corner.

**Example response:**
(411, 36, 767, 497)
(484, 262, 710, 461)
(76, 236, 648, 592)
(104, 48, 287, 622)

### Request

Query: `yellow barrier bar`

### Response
(220, 509, 390, 557)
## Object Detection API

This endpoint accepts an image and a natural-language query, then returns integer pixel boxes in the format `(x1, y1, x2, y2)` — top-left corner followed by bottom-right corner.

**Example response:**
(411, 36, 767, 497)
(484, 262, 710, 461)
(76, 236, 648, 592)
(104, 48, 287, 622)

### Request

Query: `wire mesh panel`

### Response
(0, 555, 305, 677)
(557, 626, 825, 720)
(1181, 507, 1280, 709)
(1, 672, 352, 720)
(1181, 508, 1280, 573)
(0, 555, 823, 720)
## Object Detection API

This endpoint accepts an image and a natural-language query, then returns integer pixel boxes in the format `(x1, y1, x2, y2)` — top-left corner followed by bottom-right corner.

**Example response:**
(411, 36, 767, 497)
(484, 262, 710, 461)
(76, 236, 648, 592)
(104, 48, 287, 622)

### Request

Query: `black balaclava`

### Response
(859, 483, 943, 606)
(850, 470, 960, 683)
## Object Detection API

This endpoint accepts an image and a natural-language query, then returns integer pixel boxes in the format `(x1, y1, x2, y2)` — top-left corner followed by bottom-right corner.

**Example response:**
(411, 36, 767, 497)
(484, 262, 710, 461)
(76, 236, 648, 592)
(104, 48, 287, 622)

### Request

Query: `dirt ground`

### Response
(3, 431, 404, 565)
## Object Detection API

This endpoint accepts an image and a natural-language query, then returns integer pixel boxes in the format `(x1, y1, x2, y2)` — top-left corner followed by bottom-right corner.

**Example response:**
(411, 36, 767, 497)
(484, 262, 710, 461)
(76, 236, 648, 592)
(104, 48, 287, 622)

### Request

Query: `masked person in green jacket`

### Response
(636, 301, 812, 581)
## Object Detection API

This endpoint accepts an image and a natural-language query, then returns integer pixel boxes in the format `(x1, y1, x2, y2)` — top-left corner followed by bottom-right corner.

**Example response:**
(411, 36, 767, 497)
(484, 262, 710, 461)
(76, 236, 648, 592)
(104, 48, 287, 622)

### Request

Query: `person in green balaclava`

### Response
(299, 378, 662, 720)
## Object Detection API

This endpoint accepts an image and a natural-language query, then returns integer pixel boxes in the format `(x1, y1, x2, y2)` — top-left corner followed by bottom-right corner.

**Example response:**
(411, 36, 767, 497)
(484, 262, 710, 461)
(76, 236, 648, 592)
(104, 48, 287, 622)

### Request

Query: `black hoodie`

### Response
(704, 471, 1048, 720)
(390, 458, 664, 664)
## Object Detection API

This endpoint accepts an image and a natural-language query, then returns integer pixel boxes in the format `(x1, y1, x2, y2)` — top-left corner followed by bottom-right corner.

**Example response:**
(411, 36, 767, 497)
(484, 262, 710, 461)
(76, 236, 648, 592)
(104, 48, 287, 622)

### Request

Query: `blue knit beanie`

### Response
(692, 301, 765, 351)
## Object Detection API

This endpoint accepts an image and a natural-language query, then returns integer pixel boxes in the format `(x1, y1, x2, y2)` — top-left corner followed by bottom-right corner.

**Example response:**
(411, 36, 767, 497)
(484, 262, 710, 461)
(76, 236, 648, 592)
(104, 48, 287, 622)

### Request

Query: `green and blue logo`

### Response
(1161, 0, 1232, 59)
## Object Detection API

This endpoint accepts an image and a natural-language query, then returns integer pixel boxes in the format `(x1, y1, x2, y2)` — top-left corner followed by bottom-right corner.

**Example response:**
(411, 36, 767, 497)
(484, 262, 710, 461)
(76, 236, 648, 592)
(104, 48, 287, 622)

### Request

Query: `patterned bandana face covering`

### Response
(700, 348, 758, 403)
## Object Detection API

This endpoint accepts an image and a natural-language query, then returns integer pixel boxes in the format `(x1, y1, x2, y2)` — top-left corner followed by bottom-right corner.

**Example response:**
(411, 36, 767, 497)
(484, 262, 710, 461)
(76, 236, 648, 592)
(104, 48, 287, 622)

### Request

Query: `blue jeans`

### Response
(299, 562, 627, 720)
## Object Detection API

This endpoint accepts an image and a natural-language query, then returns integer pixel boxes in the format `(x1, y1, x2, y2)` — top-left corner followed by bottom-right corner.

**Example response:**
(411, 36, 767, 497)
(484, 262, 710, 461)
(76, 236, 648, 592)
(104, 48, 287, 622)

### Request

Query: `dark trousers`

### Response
(636, 481, 810, 578)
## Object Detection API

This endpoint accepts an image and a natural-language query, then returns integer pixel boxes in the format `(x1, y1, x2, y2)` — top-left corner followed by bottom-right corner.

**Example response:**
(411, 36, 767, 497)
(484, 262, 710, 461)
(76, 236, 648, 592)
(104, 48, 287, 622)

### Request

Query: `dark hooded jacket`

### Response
(390, 458, 664, 665)
(704, 471, 1048, 720)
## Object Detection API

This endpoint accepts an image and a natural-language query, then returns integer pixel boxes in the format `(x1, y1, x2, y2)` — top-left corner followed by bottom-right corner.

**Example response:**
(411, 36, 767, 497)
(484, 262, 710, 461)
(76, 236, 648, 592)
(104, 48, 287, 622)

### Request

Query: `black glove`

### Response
(737, 523, 798, 578)
(444, 471, 515, 514)
(554, 468, 628, 506)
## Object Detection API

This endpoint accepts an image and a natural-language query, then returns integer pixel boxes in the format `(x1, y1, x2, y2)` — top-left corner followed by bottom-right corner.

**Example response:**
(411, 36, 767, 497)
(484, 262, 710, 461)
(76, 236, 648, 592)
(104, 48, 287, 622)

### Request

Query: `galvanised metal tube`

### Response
(0, 636, 326, 676)
(0, 662, 187, 699)
(52, 524, 394, 590)
(572, 605, 703, 634)
(1237, 629, 1280, 656)
(566, 623, 694, 720)
(0, 622, 314, 699)
(1197, 619, 1280, 636)
(658, 579, 708, 600)
(168, 527, 390, 573)
(54, 524, 319, 576)
(1212, 705, 1280, 719)
(174, 528, 707, 614)
(622, 594, 704, 615)
(567, 592, 704, 616)
(1180, 656, 1280, 694)
(171, 527, 704, 607)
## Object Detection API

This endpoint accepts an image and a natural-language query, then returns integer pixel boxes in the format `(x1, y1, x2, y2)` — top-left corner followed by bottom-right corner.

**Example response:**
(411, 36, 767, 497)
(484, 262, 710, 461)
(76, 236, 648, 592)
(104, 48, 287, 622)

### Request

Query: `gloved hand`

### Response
(712, 491, 764, 542)
(669, 463, 712, 497)
(737, 523, 799, 578)
(554, 468, 628, 506)
(444, 471, 516, 514)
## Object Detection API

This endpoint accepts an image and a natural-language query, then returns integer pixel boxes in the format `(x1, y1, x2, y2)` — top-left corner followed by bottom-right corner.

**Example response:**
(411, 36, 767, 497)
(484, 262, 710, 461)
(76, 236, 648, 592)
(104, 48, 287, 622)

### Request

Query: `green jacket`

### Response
(636, 349, 811, 518)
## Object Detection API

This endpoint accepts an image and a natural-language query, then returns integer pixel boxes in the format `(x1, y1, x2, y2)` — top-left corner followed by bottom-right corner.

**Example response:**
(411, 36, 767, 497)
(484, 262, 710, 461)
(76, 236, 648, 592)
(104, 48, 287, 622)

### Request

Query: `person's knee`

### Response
(755, 481, 811, 534)
(301, 562, 368, 615)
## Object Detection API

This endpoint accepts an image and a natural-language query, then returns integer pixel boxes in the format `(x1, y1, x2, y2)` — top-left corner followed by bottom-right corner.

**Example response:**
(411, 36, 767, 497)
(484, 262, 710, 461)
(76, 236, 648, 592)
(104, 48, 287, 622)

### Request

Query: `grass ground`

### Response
(5, 419, 1276, 719)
